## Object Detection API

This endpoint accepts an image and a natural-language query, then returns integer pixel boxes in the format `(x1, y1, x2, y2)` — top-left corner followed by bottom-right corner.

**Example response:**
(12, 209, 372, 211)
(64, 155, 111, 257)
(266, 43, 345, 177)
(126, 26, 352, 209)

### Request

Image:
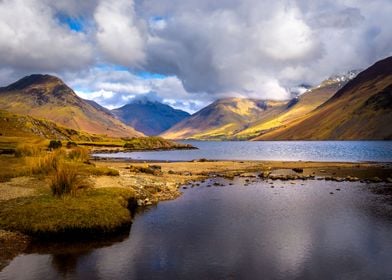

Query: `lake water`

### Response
(1, 178, 392, 280)
(94, 141, 392, 162)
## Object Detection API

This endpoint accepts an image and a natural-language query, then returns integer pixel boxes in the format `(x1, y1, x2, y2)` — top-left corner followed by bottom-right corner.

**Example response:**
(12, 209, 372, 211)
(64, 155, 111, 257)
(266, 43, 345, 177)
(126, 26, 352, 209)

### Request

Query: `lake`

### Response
(94, 141, 392, 162)
(1, 178, 392, 279)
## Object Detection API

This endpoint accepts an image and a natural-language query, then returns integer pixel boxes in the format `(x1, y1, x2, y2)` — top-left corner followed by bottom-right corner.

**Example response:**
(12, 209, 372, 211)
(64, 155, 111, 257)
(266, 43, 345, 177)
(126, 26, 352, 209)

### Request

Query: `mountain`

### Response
(112, 100, 190, 135)
(0, 74, 144, 138)
(253, 56, 392, 140)
(160, 98, 287, 140)
(233, 72, 357, 139)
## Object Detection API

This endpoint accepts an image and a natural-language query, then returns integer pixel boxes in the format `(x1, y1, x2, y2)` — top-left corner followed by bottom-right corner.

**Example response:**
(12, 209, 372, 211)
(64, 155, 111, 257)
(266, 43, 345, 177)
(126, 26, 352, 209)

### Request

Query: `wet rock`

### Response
(258, 171, 271, 179)
(345, 176, 359, 182)
(369, 177, 383, 183)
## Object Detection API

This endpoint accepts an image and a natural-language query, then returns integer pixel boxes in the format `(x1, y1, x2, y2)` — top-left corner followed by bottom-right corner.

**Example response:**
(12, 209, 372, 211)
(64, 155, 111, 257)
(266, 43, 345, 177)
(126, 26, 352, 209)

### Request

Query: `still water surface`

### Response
(94, 141, 392, 162)
(1, 178, 392, 279)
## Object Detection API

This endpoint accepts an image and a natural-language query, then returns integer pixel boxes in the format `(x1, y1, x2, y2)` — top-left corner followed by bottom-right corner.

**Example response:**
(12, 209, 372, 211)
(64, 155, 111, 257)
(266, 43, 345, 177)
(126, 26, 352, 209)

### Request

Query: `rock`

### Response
(369, 177, 383, 183)
(240, 173, 256, 178)
(330, 192, 334, 195)
(292, 168, 303, 173)
(385, 177, 392, 183)
(336, 188, 341, 191)
(258, 171, 271, 179)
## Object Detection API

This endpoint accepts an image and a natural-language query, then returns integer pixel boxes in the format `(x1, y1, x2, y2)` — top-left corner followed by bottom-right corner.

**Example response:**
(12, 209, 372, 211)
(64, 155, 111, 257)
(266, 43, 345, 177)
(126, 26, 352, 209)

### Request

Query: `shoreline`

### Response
(1, 158, 391, 271)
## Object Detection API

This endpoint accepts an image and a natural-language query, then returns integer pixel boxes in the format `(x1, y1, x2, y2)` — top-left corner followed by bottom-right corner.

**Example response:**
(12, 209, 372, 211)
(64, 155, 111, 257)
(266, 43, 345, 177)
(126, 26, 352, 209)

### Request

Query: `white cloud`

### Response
(0, 0, 92, 72)
(0, 0, 391, 112)
(67, 67, 208, 113)
(95, 0, 146, 66)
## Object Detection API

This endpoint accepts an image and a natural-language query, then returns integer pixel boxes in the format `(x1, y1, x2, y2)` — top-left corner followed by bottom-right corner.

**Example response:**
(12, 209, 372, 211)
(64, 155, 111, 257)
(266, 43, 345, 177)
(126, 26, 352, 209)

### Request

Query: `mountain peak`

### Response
(3, 74, 64, 91)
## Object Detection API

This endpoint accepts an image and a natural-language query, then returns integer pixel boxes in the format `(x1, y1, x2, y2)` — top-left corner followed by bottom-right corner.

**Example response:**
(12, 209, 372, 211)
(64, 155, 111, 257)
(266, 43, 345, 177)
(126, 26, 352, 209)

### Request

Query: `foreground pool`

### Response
(1, 178, 392, 279)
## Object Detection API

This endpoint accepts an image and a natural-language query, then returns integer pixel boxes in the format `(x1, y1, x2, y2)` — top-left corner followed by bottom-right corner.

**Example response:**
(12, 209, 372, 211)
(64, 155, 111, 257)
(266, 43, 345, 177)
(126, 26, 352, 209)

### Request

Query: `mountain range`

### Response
(253, 56, 392, 140)
(161, 69, 367, 140)
(0, 57, 390, 141)
(161, 58, 391, 140)
(112, 100, 190, 136)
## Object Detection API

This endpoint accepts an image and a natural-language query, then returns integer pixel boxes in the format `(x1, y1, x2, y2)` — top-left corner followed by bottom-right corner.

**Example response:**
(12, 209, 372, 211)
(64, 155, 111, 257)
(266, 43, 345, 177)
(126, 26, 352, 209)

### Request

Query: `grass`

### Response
(123, 136, 193, 150)
(0, 188, 136, 237)
(50, 163, 89, 197)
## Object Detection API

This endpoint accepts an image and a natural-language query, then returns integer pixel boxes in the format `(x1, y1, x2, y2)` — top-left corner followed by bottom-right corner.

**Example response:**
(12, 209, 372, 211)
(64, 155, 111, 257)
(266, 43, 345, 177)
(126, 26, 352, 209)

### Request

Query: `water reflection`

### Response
(1, 179, 392, 279)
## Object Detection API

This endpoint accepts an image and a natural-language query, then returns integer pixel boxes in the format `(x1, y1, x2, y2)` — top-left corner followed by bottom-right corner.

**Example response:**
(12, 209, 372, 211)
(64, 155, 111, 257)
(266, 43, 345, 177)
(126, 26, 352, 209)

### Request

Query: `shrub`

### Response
(48, 140, 62, 150)
(66, 141, 78, 148)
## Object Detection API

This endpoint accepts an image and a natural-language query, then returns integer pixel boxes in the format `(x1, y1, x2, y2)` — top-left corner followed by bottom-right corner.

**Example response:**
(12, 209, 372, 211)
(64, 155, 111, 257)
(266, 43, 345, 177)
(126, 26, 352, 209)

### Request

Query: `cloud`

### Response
(0, 0, 92, 72)
(0, 0, 391, 112)
(95, 0, 146, 66)
(70, 67, 210, 112)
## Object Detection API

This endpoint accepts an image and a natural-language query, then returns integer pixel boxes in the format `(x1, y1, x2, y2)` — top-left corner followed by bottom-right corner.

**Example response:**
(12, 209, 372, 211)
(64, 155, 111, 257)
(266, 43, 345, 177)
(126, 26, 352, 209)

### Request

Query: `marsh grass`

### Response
(0, 188, 136, 236)
(25, 149, 65, 175)
(50, 163, 85, 197)
(15, 144, 43, 157)
(68, 146, 89, 162)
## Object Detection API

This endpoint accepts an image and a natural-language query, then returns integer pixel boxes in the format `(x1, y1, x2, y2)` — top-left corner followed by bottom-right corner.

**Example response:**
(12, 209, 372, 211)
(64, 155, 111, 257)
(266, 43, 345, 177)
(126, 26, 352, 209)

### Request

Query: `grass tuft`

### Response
(15, 144, 42, 157)
(50, 163, 87, 197)
(68, 146, 89, 162)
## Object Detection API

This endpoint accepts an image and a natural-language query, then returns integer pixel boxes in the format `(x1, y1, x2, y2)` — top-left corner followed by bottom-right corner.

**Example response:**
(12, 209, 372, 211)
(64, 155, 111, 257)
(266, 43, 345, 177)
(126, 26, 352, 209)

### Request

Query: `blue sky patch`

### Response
(57, 13, 84, 32)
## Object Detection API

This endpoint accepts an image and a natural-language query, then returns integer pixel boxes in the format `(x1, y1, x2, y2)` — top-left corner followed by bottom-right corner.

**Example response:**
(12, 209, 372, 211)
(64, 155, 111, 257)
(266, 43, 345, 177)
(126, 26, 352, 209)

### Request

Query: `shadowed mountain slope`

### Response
(112, 101, 190, 136)
(253, 56, 392, 140)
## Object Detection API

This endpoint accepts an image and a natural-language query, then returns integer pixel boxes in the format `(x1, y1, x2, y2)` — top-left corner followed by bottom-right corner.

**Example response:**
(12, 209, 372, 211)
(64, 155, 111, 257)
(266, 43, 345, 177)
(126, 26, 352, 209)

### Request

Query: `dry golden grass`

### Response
(50, 163, 88, 197)
(67, 146, 89, 162)
(14, 143, 43, 157)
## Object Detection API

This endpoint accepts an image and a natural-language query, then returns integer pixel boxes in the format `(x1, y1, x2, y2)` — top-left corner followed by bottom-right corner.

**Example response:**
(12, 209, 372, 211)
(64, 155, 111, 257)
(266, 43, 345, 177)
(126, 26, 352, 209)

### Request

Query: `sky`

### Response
(0, 0, 391, 113)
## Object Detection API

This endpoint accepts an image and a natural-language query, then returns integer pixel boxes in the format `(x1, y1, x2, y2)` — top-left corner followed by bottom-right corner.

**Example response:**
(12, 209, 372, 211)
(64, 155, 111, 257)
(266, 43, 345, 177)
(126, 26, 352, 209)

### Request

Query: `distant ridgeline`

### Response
(161, 56, 392, 140)
(0, 56, 391, 141)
